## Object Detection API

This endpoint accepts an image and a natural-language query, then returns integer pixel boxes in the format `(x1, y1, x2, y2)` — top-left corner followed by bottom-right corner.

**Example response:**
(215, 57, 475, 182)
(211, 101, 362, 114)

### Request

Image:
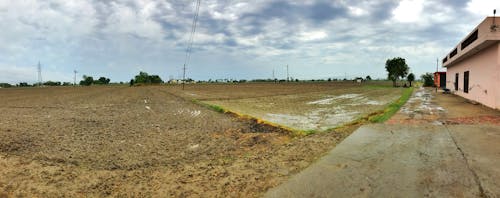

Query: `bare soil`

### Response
(0, 85, 356, 197)
(164, 81, 388, 100)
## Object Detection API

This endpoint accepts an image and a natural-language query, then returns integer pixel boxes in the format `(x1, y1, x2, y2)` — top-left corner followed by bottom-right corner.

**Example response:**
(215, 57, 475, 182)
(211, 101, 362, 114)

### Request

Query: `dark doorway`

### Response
(440, 73, 446, 88)
(464, 71, 469, 93)
(455, 73, 459, 91)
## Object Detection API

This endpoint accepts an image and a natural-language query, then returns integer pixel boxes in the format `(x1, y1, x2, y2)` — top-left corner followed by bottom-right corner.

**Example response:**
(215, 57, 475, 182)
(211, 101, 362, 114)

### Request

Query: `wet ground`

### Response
(388, 87, 500, 125)
(267, 87, 500, 197)
(205, 87, 401, 131)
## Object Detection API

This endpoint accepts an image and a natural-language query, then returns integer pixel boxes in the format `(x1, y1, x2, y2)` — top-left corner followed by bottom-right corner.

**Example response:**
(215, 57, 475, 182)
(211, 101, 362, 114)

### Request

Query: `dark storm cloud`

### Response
(239, 1, 349, 34)
(308, 2, 347, 23)
(198, 16, 233, 36)
(369, 1, 400, 22)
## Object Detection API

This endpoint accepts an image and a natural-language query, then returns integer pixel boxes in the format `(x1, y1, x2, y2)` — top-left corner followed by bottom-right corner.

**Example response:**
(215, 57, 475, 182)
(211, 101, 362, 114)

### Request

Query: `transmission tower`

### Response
(74, 70, 78, 86)
(37, 61, 42, 87)
(182, 0, 201, 90)
(286, 64, 289, 82)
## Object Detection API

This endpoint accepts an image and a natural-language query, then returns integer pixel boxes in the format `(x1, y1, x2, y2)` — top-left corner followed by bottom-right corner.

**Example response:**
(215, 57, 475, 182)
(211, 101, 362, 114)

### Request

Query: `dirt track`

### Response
(0, 85, 354, 197)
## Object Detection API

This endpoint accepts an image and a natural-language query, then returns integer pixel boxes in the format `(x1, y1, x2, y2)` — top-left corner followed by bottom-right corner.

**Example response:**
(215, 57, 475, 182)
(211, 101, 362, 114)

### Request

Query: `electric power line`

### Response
(182, 0, 201, 90)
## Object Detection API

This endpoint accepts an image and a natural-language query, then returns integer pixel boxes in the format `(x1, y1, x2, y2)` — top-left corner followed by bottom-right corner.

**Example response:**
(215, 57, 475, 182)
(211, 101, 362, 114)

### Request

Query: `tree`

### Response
(365, 75, 372, 81)
(421, 73, 434, 87)
(407, 73, 415, 87)
(18, 82, 30, 87)
(0, 83, 12, 88)
(43, 81, 61, 86)
(385, 57, 409, 87)
(133, 71, 163, 85)
(149, 75, 163, 84)
(134, 71, 151, 84)
(97, 77, 111, 85)
(80, 75, 94, 86)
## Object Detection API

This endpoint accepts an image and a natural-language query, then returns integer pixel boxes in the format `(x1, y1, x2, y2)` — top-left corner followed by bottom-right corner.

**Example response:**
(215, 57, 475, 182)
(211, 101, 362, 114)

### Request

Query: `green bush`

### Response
(421, 73, 434, 87)
(0, 83, 12, 88)
(133, 71, 163, 84)
(80, 75, 94, 86)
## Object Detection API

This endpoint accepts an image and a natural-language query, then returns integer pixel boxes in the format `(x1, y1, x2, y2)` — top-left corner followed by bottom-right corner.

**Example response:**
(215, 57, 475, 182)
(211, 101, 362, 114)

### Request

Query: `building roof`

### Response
(442, 17, 500, 68)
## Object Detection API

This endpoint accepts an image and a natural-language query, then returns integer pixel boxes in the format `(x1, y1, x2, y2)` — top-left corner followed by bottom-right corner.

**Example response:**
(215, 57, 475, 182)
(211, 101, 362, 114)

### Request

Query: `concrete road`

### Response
(265, 124, 500, 197)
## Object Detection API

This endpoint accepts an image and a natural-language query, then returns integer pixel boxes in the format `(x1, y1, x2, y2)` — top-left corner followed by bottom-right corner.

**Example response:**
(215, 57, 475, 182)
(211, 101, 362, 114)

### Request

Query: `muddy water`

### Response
(264, 93, 394, 131)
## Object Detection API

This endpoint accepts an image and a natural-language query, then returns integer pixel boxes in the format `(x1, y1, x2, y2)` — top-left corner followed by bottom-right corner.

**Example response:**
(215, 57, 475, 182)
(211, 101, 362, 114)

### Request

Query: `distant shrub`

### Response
(133, 71, 163, 84)
(43, 81, 61, 86)
(95, 77, 111, 85)
(421, 73, 434, 87)
(79, 75, 111, 86)
(18, 82, 30, 87)
(0, 83, 12, 88)
(80, 75, 94, 86)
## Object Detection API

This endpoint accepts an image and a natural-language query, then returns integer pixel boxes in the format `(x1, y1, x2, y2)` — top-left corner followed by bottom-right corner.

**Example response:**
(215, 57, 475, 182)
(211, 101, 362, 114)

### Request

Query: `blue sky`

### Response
(0, 0, 499, 84)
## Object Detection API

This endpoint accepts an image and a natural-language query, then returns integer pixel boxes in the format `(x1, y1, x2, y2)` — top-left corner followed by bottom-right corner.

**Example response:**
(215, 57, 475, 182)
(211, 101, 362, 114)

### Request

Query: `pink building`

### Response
(442, 16, 500, 110)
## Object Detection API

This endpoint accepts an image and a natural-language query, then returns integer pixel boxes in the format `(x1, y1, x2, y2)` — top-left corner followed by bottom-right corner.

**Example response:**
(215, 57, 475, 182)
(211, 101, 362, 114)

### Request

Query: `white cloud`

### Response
(347, 6, 366, 17)
(392, 0, 424, 23)
(298, 31, 328, 41)
(466, 0, 500, 16)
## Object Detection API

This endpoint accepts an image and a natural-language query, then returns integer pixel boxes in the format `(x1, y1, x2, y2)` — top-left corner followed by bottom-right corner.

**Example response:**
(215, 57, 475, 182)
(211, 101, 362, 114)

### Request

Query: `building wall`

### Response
(446, 42, 500, 109)
(497, 43, 500, 109)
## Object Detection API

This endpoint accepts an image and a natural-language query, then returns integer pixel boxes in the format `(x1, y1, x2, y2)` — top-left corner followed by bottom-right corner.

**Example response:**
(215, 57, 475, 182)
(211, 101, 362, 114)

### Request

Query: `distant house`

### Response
(442, 16, 500, 110)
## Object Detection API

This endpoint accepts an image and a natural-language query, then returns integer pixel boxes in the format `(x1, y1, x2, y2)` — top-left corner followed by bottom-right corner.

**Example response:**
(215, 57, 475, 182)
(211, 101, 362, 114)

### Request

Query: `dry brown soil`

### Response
(0, 85, 358, 197)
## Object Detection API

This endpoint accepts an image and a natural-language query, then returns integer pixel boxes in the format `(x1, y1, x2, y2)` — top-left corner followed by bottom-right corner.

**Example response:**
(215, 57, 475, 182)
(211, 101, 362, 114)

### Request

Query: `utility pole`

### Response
(37, 61, 42, 87)
(182, 64, 186, 90)
(74, 70, 77, 86)
(286, 64, 289, 82)
(182, 0, 201, 90)
(436, 58, 438, 92)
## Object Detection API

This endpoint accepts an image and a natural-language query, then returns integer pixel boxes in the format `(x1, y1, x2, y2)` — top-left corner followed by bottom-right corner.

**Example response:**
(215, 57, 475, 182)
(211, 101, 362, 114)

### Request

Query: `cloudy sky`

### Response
(0, 0, 499, 83)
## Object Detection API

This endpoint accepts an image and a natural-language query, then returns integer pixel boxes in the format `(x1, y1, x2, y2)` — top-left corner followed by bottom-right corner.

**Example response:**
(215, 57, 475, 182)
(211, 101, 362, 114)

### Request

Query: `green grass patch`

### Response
(369, 87, 414, 123)
(191, 99, 226, 113)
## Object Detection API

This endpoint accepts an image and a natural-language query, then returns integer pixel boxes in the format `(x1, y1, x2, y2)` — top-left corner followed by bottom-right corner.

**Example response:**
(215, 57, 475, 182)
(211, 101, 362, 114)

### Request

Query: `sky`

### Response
(0, 0, 499, 84)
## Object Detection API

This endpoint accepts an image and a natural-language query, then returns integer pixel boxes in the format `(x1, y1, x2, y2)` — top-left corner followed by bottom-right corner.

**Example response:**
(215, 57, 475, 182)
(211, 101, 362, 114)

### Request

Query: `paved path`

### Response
(266, 88, 500, 197)
(266, 124, 500, 197)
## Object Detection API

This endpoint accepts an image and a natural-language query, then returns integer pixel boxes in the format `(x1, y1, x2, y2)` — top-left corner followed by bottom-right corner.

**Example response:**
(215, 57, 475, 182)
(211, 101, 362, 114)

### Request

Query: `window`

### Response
(461, 29, 478, 50)
(442, 57, 448, 64)
(450, 48, 458, 58)
(464, 71, 469, 93)
(455, 73, 459, 91)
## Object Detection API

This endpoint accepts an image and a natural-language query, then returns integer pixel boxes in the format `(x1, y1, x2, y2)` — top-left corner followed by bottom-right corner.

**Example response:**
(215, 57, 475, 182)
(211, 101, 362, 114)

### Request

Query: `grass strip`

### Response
(368, 87, 414, 123)
(329, 87, 414, 132)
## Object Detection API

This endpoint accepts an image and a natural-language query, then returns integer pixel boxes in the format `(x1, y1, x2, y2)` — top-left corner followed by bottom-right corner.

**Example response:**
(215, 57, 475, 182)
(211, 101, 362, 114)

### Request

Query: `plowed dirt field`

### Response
(0, 85, 360, 197)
